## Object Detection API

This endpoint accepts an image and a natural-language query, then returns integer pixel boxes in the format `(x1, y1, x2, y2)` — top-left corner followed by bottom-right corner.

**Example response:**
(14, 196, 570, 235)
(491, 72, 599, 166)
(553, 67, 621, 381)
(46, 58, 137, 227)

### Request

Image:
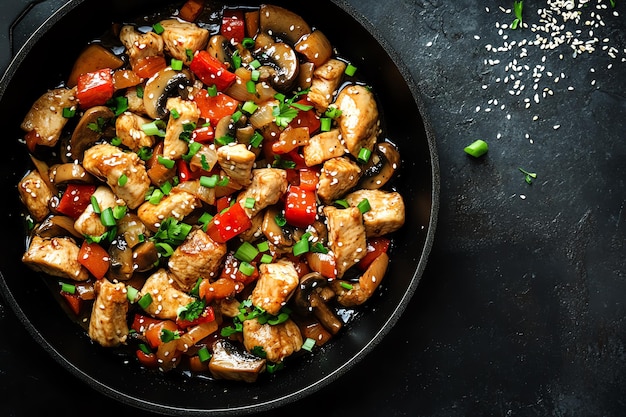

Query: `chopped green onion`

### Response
(357, 147, 372, 164)
(311, 242, 329, 254)
(235, 241, 259, 263)
(157, 156, 175, 169)
(142, 121, 166, 137)
(100, 207, 116, 227)
(357, 198, 371, 214)
(244, 197, 256, 209)
(291, 102, 313, 112)
(324, 106, 342, 119)
(160, 328, 180, 343)
(138, 233, 145, 243)
(207, 85, 218, 97)
(340, 281, 354, 290)
(320, 117, 331, 132)
(113, 205, 127, 220)
(250, 131, 264, 148)
(160, 180, 173, 195)
(246, 80, 257, 94)
(293, 232, 311, 256)
(198, 212, 213, 231)
(267, 310, 290, 325)
(126, 285, 139, 302)
(231, 51, 242, 69)
(200, 175, 218, 188)
(118, 174, 128, 187)
(464, 139, 489, 158)
(301, 337, 315, 352)
(242, 100, 258, 114)
(152, 22, 164, 34)
(182, 141, 202, 162)
(345, 63, 357, 76)
(249, 58, 261, 69)
(155, 242, 175, 257)
(148, 188, 164, 205)
(239, 261, 256, 276)
(60, 282, 76, 294)
(250, 69, 260, 82)
(198, 346, 212, 362)
(334, 199, 349, 209)
(171, 59, 183, 71)
(260, 254, 273, 264)
(136, 85, 144, 98)
(138, 293, 153, 309)
(242, 37, 255, 48)
(231, 110, 243, 123)
(90, 196, 101, 214)
(257, 241, 270, 253)
(215, 135, 235, 146)
(519, 167, 537, 184)
(111, 136, 122, 146)
(170, 108, 180, 119)
(137, 146, 153, 161)
(186, 49, 194, 62)
(107, 96, 128, 116)
(62, 107, 76, 118)
(275, 212, 287, 227)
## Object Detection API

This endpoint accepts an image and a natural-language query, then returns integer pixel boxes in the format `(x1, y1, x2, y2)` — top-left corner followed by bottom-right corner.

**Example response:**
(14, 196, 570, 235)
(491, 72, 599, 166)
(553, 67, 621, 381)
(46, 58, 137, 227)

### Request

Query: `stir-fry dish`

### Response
(17, 1, 405, 382)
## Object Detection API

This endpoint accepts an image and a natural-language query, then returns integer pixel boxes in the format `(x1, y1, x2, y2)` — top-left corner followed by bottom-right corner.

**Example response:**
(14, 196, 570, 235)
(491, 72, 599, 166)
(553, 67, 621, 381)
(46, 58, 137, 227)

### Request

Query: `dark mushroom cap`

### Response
(143, 67, 193, 119)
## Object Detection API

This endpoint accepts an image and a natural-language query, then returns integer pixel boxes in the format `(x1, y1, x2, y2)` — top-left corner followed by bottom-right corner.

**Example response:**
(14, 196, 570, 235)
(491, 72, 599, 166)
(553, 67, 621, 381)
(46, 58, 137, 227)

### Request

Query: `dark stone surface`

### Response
(1, 0, 625, 416)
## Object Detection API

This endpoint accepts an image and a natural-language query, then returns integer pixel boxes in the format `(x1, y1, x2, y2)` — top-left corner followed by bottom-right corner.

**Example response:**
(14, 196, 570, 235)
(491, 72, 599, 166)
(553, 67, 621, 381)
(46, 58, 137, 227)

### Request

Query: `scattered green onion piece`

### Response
(111, 137, 122, 146)
(260, 254, 273, 264)
(242, 101, 258, 115)
(142, 121, 166, 137)
(242, 37, 255, 48)
(160, 180, 173, 195)
(185, 49, 194, 62)
(126, 285, 139, 302)
(340, 281, 354, 290)
(183, 141, 202, 161)
(113, 205, 127, 220)
(198, 346, 212, 362)
(357, 198, 371, 214)
(138, 233, 145, 243)
(250, 131, 264, 148)
(138, 293, 153, 309)
(62, 107, 76, 118)
(291, 102, 313, 112)
(239, 261, 256, 276)
(170, 108, 181, 119)
(324, 106, 342, 119)
(334, 199, 349, 209)
(345, 63, 357, 76)
(90, 196, 101, 214)
(267, 310, 290, 325)
(171, 59, 183, 71)
(148, 189, 164, 205)
(207, 85, 218, 97)
(215, 135, 235, 146)
(320, 117, 332, 132)
(60, 282, 76, 294)
(357, 147, 372, 164)
(464, 139, 489, 158)
(250, 69, 260, 82)
(257, 241, 270, 253)
(136, 85, 144, 98)
(108, 96, 128, 116)
(152, 22, 164, 34)
(200, 175, 218, 188)
(118, 174, 128, 187)
(231, 110, 243, 123)
(249, 58, 261, 69)
(155, 242, 174, 257)
(293, 232, 311, 256)
(519, 167, 537, 184)
(246, 80, 257, 94)
(231, 51, 242, 69)
(100, 207, 116, 227)
(244, 197, 256, 209)
(275, 212, 287, 227)
(311, 242, 329, 254)
(235, 241, 259, 263)
(301, 337, 315, 352)
(137, 146, 153, 161)
(157, 156, 175, 169)
(217, 176, 229, 187)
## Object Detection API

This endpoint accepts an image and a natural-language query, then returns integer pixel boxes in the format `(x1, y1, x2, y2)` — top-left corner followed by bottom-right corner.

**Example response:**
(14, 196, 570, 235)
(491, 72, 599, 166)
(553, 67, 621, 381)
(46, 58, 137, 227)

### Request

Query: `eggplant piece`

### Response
(209, 339, 266, 383)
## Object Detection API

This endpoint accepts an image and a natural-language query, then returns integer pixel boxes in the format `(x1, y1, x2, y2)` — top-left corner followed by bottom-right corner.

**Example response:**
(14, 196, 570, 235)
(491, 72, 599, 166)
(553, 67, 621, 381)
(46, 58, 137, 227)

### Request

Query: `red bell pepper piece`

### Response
(60, 291, 83, 315)
(131, 313, 162, 334)
(190, 50, 237, 91)
(56, 184, 96, 219)
(176, 305, 216, 328)
(78, 240, 110, 279)
(136, 349, 158, 368)
(298, 168, 319, 191)
(192, 90, 240, 126)
(191, 124, 215, 143)
(206, 200, 252, 243)
(132, 55, 167, 79)
(221, 9, 246, 43)
(284, 185, 317, 229)
(289, 97, 321, 134)
(176, 159, 201, 182)
(357, 237, 391, 271)
(76, 68, 115, 109)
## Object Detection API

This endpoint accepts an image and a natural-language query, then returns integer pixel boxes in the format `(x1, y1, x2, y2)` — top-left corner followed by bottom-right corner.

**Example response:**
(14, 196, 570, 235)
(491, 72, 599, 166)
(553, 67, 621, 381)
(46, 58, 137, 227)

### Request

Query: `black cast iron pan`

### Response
(0, 0, 439, 414)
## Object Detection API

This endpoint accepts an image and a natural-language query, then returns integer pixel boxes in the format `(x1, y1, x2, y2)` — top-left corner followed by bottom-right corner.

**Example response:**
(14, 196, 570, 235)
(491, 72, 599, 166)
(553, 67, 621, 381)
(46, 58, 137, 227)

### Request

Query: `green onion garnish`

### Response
(238, 261, 256, 276)
(207, 85, 218, 97)
(113, 205, 127, 220)
(320, 117, 332, 132)
(246, 80, 257, 94)
(301, 337, 315, 352)
(257, 241, 270, 253)
(345, 63, 357, 76)
(60, 282, 76, 294)
(62, 107, 76, 118)
(235, 241, 259, 263)
(157, 156, 175, 169)
(357, 198, 371, 214)
(90, 196, 101, 214)
(242, 101, 258, 114)
(334, 199, 349, 209)
(118, 174, 128, 187)
(200, 175, 218, 188)
(170, 108, 180, 119)
(340, 281, 354, 290)
(464, 139, 489, 158)
(293, 232, 311, 256)
(138, 293, 153, 309)
(260, 254, 273, 264)
(152, 22, 164, 34)
(126, 285, 139, 302)
(142, 121, 166, 137)
(357, 147, 372, 164)
(100, 207, 116, 227)
(250, 131, 264, 148)
(171, 59, 183, 71)
(244, 197, 256, 209)
(198, 346, 212, 362)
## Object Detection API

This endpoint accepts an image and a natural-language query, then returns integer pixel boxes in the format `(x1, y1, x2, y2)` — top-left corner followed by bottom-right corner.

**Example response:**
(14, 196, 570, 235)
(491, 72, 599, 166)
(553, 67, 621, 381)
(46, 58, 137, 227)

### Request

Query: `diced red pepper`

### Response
(288, 97, 321, 134)
(78, 241, 110, 279)
(176, 305, 216, 328)
(221, 9, 246, 43)
(145, 319, 178, 349)
(131, 313, 162, 334)
(284, 185, 317, 229)
(357, 237, 391, 271)
(219, 253, 259, 287)
(60, 291, 83, 315)
(306, 251, 337, 279)
(215, 196, 232, 213)
(132, 55, 167, 79)
(191, 124, 215, 143)
(190, 50, 237, 91)
(136, 350, 158, 368)
(287, 149, 308, 170)
(176, 159, 201, 182)
(56, 184, 96, 219)
(76, 68, 115, 109)
(299, 168, 319, 191)
(24, 130, 40, 153)
(206, 200, 252, 243)
(192, 90, 240, 126)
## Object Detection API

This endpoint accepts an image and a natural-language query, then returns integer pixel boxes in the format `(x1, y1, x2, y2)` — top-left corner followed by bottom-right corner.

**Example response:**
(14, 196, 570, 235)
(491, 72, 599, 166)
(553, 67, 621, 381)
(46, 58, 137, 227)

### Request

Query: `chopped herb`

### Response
(231, 110, 243, 123)
(310, 242, 329, 254)
(160, 328, 180, 343)
(273, 102, 299, 128)
(136, 85, 144, 98)
(118, 174, 128, 187)
(171, 58, 183, 71)
(62, 107, 76, 118)
(138, 293, 153, 309)
(231, 50, 242, 69)
(113, 205, 127, 220)
(177, 299, 206, 322)
(464, 139, 489, 158)
(147, 188, 164, 205)
(200, 154, 210, 170)
(260, 254, 273, 264)
(235, 241, 259, 263)
(293, 232, 311, 256)
(249, 58, 261, 69)
(275, 211, 287, 227)
(239, 261, 256, 276)
(320, 117, 332, 132)
(160, 180, 173, 195)
(182, 141, 202, 162)
(242, 38, 255, 48)
(242, 100, 258, 114)
(198, 212, 213, 231)
(152, 22, 164, 34)
(138, 343, 152, 355)
(90, 196, 101, 214)
(251, 345, 267, 358)
(60, 282, 76, 294)
(154, 242, 174, 257)
(345, 63, 357, 76)
(185, 49, 194, 62)
(357, 147, 372, 163)
(511, 0, 524, 30)
(519, 167, 537, 184)
(257, 241, 270, 253)
(272, 155, 296, 169)
(207, 84, 218, 97)
(357, 198, 371, 214)
(266, 361, 284, 374)
(111, 136, 122, 146)
(137, 146, 153, 161)
(200, 174, 219, 188)
(197, 346, 212, 362)
(250, 69, 260, 82)
(100, 207, 116, 227)
(107, 96, 128, 116)
(157, 156, 175, 169)
(324, 106, 342, 119)
(301, 338, 315, 352)
(170, 108, 180, 119)
(215, 135, 235, 146)
(244, 197, 256, 209)
(340, 281, 354, 290)
(334, 199, 349, 209)
(142, 120, 166, 137)
(126, 285, 139, 302)
(250, 131, 264, 148)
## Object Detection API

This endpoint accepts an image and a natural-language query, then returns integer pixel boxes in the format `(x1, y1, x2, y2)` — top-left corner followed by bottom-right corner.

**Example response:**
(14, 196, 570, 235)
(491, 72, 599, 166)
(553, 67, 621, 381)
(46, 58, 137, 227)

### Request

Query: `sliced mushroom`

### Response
(143, 67, 193, 119)
(207, 34, 232, 65)
(132, 241, 159, 272)
(262, 205, 293, 249)
(254, 33, 299, 92)
(293, 272, 342, 335)
(50, 163, 95, 185)
(34, 215, 81, 239)
(259, 4, 311, 45)
(332, 252, 389, 307)
(295, 30, 333, 67)
(68, 106, 115, 162)
(108, 236, 134, 281)
(359, 142, 401, 190)
(209, 339, 266, 383)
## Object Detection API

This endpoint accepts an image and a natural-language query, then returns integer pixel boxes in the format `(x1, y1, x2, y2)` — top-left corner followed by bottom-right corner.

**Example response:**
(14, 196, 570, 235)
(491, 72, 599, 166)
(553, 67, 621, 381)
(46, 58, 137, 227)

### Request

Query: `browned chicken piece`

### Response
(217, 143, 256, 187)
(18, 170, 53, 222)
(22, 235, 89, 281)
(250, 258, 300, 316)
(237, 168, 288, 218)
(323, 206, 367, 278)
(73, 185, 118, 237)
(140, 268, 195, 320)
(125, 87, 146, 115)
(20, 87, 77, 147)
(82, 143, 151, 209)
(159, 19, 210, 64)
(168, 228, 228, 292)
(302, 129, 346, 167)
(163, 97, 201, 160)
(335, 85, 380, 158)
(115, 112, 155, 151)
(137, 188, 200, 232)
(345, 189, 406, 238)
(331, 251, 389, 307)
(317, 156, 361, 204)
(209, 339, 266, 383)
(307, 59, 346, 112)
(243, 317, 303, 363)
(119, 25, 164, 69)
(88, 279, 130, 347)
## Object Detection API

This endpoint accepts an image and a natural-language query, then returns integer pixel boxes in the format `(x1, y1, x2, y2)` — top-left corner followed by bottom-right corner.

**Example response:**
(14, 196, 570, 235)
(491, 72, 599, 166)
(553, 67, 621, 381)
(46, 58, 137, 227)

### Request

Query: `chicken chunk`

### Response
(307, 59, 346, 112)
(302, 129, 346, 167)
(115, 112, 155, 151)
(82, 143, 150, 209)
(22, 235, 89, 281)
(18, 170, 53, 222)
(160, 19, 210, 64)
(323, 206, 367, 278)
(163, 97, 201, 160)
(168, 228, 227, 292)
(209, 339, 266, 383)
(250, 258, 299, 316)
(140, 268, 194, 320)
(345, 189, 405, 237)
(317, 156, 361, 204)
(126, 87, 147, 115)
(237, 168, 288, 218)
(119, 25, 164, 69)
(88, 279, 130, 347)
(217, 143, 256, 186)
(243, 318, 303, 363)
(335, 85, 380, 158)
(73, 186, 118, 237)
(21, 87, 77, 147)
(137, 188, 200, 232)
